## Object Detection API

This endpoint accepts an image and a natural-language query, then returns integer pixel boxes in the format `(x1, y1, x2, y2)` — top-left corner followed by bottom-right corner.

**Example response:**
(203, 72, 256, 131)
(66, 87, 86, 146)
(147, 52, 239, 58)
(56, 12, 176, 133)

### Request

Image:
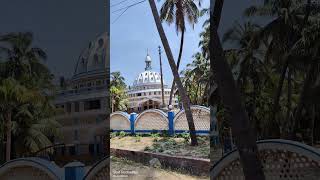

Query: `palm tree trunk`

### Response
(169, 30, 185, 105)
(284, 67, 292, 138)
(270, 59, 288, 137)
(202, 81, 209, 105)
(159, 46, 166, 108)
(210, 0, 265, 179)
(5, 111, 11, 161)
(148, 0, 197, 145)
(310, 105, 315, 146)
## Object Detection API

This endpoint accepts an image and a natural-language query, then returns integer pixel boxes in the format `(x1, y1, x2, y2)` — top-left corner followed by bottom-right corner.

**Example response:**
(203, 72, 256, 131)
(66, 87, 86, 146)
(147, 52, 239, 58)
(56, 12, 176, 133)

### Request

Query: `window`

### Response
(89, 144, 95, 155)
(154, 92, 156, 95)
(69, 146, 76, 155)
(143, 93, 146, 96)
(74, 102, 79, 112)
(96, 80, 101, 86)
(84, 100, 101, 110)
(61, 146, 65, 155)
(137, 93, 141, 96)
(149, 92, 151, 95)
(87, 82, 92, 87)
(96, 116, 103, 124)
(73, 118, 79, 125)
(74, 130, 79, 140)
(66, 103, 71, 113)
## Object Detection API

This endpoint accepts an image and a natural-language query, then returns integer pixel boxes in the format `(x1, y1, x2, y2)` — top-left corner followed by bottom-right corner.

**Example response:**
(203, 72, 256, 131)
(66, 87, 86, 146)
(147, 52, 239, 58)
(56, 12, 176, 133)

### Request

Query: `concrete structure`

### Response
(126, 52, 178, 113)
(53, 32, 109, 158)
(110, 106, 212, 135)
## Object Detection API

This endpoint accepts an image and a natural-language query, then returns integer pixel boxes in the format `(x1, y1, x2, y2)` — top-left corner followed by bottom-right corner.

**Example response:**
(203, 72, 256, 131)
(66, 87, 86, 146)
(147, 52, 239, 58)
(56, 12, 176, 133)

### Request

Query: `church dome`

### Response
(73, 32, 109, 77)
(133, 70, 161, 86)
(132, 53, 163, 87)
(145, 54, 152, 62)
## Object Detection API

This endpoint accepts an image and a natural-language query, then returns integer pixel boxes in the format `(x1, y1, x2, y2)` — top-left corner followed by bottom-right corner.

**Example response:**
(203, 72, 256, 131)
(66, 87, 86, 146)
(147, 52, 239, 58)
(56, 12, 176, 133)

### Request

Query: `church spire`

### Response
(145, 49, 152, 70)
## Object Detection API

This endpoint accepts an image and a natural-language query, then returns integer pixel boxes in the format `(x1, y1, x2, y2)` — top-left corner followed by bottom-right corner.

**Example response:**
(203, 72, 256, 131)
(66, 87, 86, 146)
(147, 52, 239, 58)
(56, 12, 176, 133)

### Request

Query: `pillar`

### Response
(64, 162, 85, 180)
(130, 113, 137, 134)
(168, 111, 175, 136)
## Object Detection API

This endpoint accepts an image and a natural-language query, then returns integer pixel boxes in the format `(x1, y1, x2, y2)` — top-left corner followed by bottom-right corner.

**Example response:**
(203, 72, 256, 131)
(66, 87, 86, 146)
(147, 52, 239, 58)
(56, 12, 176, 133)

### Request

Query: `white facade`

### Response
(126, 53, 178, 113)
(53, 33, 109, 155)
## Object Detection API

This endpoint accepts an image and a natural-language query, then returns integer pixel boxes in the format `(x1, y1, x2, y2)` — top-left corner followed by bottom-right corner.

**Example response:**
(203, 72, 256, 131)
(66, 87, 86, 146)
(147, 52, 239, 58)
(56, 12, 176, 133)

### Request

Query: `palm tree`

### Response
(0, 78, 34, 161)
(110, 71, 128, 112)
(243, 0, 316, 137)
(111, 71, 126, 88)
(159, 0, 200, 105)
(0, 32, 51, 90)
(158, 46, 166, 107)
(148, 0, 198, 145)
(181, 52, 209, 105)
(209, 0, 265, 179)
(12, 105, 61, 156)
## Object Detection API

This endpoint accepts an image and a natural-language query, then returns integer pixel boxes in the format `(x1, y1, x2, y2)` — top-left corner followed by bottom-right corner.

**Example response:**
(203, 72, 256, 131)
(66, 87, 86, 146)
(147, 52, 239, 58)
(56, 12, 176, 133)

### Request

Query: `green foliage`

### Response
(0, 32, 60, 157)
(110, 132, 117, 139)
(181, 132, 191, 143)
(180, 52, 210, 106)
(118, 131, 127, 138)
(110, 71, 128, 112)
(135, 134, 141, 142)
(211, 0, 320, 142)
(151, 133, 160, 138)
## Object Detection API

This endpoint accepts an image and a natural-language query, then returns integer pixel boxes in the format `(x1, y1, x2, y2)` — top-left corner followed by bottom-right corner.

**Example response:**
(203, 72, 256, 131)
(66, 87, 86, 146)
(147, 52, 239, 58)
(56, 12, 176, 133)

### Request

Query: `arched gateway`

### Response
(0, 158, 63, 180)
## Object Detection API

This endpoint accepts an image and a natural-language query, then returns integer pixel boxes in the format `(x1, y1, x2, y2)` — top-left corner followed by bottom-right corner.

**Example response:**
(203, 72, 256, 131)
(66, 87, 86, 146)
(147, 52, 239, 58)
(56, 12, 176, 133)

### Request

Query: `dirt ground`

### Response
(110, 136, 210, 159)
(110, 156, 209, 180)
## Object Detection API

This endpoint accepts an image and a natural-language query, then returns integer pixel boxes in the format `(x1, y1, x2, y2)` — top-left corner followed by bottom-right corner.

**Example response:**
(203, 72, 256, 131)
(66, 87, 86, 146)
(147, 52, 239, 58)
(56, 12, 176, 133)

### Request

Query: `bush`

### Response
(180, 132, 190, 143)
(135, 134, 141, 142)
(161, 130, 170, 137)
(151, 133, 160, 138)
(110, 132, 117, 139)
(119, 131, 127, 138)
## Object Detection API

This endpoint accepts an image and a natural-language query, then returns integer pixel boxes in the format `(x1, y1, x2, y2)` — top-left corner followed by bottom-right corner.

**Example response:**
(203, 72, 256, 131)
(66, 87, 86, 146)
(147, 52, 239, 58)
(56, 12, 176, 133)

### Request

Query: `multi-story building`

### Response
(53, 32, 109, 162)
(126, 52, 179, 113)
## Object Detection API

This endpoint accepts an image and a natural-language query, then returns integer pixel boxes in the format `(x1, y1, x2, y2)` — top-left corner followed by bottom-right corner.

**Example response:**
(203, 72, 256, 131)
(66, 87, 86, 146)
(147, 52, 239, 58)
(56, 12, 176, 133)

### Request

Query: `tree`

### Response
(110, 72, 128, 112)
(243, 0, 318, 138)
(111, 71, 126, 88)
(180, 52, 209, 105)
(209, 0, 265, 179)
(159, 0, 200, 105)
(148, 0, 198, 145)
(0, 78, 35, 161)
(0, 32, 59, 160)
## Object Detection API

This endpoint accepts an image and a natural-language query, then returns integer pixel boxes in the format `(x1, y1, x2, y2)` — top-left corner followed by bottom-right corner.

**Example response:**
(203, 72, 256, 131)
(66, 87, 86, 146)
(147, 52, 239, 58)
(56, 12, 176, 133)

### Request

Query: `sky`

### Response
(110, 0, 259, 86)
(0, 0, 107, 79)
(0, 0, 260, 83)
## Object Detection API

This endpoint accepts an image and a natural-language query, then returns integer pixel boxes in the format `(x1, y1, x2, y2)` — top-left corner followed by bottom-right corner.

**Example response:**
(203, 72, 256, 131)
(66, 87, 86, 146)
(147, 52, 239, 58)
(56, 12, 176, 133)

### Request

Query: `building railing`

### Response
(56, 85, 108, 98)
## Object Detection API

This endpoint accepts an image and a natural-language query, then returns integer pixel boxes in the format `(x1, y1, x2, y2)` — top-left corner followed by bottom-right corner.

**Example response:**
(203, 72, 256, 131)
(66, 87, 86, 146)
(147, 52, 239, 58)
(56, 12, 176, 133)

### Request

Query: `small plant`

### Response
(144, 146, 151, 151)
(135, 134, 141, 142)
(151, 133, 160, 138)
(162, 130, 170, 137)
(110, 132, 117, 139)
(180, 131, 190, 143)
(119, 131, 127, 138)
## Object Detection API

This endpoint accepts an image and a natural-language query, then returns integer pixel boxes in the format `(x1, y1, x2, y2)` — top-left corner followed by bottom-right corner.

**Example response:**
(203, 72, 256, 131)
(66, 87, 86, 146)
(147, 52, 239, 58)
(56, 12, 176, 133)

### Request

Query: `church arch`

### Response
(0, 158, 63, 180)
(174, 105, 210, 131)
(135, 109, 168, 131)
(110, 111, 130, 131)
